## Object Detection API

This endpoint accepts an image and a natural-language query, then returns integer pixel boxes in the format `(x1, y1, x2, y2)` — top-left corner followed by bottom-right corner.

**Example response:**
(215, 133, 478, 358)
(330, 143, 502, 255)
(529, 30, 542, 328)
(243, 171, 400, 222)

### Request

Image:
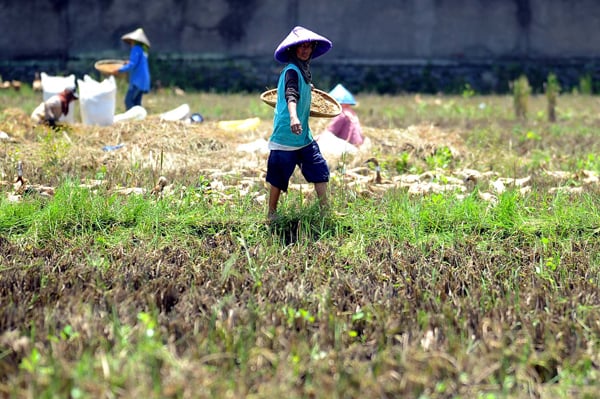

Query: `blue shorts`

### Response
(266, 141, 329, 192)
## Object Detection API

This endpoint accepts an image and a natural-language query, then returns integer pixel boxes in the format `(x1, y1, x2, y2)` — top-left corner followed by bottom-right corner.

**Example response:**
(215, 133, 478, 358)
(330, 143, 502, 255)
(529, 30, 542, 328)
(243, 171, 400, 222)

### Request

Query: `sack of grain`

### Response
(77, 75, 117, 126)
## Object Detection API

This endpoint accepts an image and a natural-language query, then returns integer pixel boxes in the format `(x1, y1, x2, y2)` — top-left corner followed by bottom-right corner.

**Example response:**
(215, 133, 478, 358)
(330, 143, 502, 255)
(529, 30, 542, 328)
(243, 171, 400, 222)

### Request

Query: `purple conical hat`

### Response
(274, 26, 332, 63)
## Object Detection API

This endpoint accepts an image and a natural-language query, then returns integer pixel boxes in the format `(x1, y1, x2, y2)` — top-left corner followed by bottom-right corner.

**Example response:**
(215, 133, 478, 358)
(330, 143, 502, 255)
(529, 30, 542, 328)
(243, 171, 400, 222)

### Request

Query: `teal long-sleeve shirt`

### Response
(270, 64, 312, 148)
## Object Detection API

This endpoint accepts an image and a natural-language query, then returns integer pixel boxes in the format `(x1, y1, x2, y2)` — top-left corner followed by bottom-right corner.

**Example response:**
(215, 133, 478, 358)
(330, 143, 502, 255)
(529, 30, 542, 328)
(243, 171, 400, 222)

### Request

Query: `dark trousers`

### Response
(124, 85, 144, 110)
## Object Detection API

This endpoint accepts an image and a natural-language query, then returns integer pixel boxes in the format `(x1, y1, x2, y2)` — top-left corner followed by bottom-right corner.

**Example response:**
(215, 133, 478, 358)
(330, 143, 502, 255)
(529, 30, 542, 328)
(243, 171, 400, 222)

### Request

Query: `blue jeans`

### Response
(124, 85, 144, 110)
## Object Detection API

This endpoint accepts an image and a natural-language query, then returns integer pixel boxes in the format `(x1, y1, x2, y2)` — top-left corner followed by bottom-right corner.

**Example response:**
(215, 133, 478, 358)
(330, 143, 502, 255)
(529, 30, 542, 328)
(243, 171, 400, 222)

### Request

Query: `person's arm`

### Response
(284, 69, 302, 135)
(118, 46, 141, 73)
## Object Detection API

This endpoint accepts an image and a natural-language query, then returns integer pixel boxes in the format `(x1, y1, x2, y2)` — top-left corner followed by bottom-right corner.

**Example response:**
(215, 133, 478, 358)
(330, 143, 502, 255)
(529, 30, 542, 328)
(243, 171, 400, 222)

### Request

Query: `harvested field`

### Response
(1, 90, 600, 398)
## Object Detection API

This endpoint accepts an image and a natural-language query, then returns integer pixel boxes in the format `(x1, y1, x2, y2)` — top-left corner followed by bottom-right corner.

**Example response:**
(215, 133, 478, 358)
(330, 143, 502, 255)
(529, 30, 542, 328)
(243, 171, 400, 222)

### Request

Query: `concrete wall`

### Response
(1, 0, 600, 92)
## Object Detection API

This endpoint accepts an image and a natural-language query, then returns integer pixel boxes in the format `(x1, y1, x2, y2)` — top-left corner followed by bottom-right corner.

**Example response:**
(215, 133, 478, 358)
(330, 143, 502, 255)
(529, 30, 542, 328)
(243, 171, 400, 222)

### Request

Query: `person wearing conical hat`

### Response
(117, 28, 151, 110)
(266, 26, 333, 222)
(324, 83, 364, 146)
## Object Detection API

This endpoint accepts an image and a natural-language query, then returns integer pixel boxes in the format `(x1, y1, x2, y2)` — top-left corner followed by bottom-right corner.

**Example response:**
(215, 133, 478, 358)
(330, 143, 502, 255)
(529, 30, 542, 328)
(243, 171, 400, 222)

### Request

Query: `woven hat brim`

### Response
(121, 28, 151, 48)
(274, 26, 332, 63)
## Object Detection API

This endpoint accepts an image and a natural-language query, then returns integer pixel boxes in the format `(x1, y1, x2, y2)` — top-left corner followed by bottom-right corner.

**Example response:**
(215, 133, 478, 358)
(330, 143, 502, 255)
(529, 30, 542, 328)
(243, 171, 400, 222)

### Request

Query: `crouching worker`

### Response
(325, 84, 365, 146)
(31, 87, 78, 127)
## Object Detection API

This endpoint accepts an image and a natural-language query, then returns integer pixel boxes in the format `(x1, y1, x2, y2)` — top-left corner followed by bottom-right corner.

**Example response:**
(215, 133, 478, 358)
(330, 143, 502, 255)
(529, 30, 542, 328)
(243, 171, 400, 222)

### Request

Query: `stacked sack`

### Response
(77, 75, 117, 126)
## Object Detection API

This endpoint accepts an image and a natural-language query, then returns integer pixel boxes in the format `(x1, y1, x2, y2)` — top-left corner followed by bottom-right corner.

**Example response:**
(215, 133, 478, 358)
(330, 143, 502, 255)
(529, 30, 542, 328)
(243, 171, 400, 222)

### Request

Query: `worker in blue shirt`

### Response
(117, 28, 151, 110)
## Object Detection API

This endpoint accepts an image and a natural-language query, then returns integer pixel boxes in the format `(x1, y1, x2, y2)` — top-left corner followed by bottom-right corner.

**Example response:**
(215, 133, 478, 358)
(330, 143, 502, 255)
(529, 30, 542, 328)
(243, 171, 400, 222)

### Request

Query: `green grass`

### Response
(2, 88, 600, 398)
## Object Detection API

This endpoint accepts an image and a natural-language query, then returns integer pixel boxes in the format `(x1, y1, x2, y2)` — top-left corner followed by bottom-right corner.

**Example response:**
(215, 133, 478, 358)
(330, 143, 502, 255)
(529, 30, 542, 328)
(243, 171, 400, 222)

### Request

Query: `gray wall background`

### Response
(1, 0, 599, 93)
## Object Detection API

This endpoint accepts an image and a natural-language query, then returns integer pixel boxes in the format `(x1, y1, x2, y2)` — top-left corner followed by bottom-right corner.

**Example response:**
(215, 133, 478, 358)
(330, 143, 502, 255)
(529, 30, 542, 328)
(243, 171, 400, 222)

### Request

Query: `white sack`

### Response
(160, 103, 190, 121)
(316, 130, 359, 158)
(77, 75, 116, 126)
(114, 106, 147, 123)
(236, 138, 269, 155)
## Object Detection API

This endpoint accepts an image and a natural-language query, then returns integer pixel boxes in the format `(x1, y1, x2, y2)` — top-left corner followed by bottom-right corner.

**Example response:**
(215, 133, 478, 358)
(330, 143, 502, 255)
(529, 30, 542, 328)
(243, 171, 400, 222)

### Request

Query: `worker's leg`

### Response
(124, 85, 143, 110)
(299, 142, 330, 212)
(266, 150, 296, 220)
(268, 185, 282, 220)
(314, 182, 328, 210)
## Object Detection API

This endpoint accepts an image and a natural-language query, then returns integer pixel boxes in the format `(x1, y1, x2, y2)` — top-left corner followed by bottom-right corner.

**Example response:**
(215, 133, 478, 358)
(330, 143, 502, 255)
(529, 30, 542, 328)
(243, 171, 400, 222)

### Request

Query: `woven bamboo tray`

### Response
(94, 59, 126, 74)
(260, 88, 341, 118)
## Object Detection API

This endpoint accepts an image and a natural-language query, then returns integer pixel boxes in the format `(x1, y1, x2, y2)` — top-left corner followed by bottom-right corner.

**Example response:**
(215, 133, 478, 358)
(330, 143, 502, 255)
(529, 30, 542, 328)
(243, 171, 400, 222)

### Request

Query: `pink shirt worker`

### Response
(326, 84, 364, 146)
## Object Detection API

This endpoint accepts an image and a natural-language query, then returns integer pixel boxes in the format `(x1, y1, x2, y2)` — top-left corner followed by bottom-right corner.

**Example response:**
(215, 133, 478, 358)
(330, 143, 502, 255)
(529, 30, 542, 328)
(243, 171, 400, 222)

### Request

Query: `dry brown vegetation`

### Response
(1, 92, 600, 398)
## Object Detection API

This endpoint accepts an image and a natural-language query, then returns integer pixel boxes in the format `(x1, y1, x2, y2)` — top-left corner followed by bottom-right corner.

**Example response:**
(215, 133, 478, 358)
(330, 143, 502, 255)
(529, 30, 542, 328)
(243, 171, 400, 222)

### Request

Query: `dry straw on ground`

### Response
(2, 116, 451, 199)
(1, 106, 597, 202)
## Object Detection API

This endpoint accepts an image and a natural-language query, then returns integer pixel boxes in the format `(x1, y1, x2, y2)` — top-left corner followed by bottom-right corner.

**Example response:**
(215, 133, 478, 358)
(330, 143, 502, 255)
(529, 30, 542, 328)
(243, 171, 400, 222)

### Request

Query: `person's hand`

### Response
(290, 116, 302, 135)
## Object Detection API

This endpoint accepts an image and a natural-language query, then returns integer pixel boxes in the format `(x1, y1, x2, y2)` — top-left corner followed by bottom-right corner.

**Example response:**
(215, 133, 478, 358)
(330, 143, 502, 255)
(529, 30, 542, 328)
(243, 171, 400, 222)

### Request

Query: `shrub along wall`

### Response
(2, 56, 599, 95)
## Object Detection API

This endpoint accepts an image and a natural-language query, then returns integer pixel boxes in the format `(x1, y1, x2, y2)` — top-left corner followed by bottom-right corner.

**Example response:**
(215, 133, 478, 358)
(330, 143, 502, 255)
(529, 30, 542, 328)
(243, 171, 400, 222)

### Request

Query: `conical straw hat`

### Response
(121, 28, 151, 48)
(274, 26, 332, 63)
(329, 84, 356, 105)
